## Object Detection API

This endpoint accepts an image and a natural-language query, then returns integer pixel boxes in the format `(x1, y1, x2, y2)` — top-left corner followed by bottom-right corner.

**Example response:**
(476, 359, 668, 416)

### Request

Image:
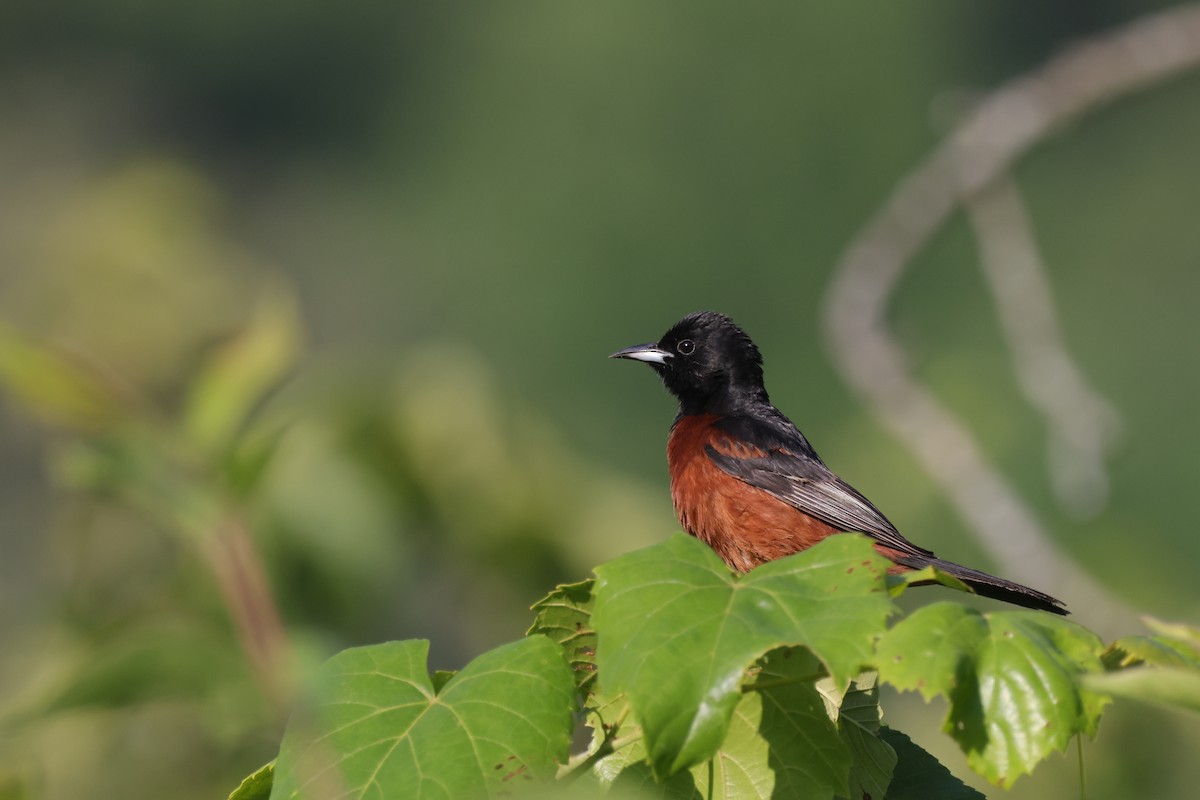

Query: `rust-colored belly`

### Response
(667, 414, 839, 572)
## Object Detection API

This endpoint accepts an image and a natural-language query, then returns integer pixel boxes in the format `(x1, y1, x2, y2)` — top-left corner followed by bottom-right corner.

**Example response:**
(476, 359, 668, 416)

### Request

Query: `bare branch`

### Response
(966, 177, 1123, 519)
(822, 5, 1200, 632)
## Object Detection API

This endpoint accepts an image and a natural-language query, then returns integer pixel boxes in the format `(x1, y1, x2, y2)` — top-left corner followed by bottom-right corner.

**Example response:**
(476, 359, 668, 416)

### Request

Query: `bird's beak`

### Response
(609, 342, 672, 364)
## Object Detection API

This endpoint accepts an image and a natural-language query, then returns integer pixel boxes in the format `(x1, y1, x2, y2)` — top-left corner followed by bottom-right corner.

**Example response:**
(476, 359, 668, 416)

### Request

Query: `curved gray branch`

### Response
(822, 5, 1200, 632)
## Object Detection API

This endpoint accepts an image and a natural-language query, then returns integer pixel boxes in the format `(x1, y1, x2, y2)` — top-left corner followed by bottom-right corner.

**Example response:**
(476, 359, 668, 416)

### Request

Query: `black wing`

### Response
(707, 411, 934, 559)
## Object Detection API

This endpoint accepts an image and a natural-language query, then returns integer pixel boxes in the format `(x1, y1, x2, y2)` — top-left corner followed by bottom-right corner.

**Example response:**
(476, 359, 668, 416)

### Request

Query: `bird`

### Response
(611, 310, 1067, 614)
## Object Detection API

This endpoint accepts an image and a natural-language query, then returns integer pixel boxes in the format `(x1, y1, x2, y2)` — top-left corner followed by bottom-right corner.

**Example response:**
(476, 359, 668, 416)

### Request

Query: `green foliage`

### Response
(249, 533, 1200, 799)
(0, 321, 125, 430)
(879, 604, 1108, 787)
(823, 673, 896, 799)
(0, 263, 658, 799)
(271, 638, 575, 800)
(592, 534, 892, 777)
(182, 289, 300, 460)
(527, 579, 599, 693)
(7, 290, 1200, 798)
(228, 762, 274, 800)
(3, 212, 1199, 797)
(877, 729, 984, 800)
(1086, 618, 1200, 715)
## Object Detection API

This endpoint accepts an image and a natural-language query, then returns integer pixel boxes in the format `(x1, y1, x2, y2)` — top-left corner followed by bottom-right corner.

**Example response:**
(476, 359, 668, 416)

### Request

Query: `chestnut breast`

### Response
(666, 414, 839, 572)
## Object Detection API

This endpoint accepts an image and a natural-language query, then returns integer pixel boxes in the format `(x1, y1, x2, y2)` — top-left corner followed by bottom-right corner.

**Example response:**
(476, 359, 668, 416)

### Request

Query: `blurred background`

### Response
(1, 2, 1198, 798)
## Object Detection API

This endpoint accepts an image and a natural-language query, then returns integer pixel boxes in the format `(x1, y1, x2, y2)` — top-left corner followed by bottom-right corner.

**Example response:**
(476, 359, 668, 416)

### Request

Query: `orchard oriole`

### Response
(612, 310, 1066, 614)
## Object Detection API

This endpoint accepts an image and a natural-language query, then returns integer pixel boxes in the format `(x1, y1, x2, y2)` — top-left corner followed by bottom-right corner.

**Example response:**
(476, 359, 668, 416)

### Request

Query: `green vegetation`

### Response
(3, 4, 1200, 799)
(243, 534, 1200, 798)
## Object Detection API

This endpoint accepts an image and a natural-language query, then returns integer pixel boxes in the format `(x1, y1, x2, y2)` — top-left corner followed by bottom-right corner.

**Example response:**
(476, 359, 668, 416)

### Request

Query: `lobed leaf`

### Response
(271, 637, 575, 800)
(603, 649, 849, 799)
(593, 533, 893, 778)
(878, 605, 1107, 787)
(821, 672, 896, 800)
(527, 579, 598, 693)
(876, 603, 988, 702)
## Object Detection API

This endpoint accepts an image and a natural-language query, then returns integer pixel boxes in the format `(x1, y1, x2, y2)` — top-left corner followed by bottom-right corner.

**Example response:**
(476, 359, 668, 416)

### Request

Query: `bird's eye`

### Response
(676, 339, 695, 355)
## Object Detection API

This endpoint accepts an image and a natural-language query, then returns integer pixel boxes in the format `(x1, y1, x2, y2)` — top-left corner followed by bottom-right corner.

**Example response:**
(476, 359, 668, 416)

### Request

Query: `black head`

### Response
(610, 311, 769, 415)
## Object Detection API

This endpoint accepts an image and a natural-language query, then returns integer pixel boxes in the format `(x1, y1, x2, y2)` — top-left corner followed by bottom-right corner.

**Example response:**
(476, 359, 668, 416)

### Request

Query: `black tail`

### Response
(895, 555, 1068, 615)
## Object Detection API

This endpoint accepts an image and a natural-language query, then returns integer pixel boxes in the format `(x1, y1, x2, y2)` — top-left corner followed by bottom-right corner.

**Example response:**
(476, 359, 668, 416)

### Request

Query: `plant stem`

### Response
(1077, 735, 1087, 800)
(557, 727, 643, 782)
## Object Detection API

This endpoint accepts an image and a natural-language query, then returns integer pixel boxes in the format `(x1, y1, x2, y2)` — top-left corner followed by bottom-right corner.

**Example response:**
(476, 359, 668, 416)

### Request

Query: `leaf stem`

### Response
(556, 730, 643, 782)
(1077, 734, 1087, 800)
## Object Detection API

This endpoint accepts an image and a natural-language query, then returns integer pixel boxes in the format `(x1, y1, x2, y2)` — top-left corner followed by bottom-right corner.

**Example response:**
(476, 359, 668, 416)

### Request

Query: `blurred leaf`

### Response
(271, 637, 575, 799)
(224, 422, 290, 497)
(259, 420, 403, 610)
(0, 772, 29, 800)
(878, 604, 1107, 787)
(1084, 667, 1200, 715)
(35, 624, 252, 717)
(228, 762, 274, 800)
(0, 321, 123, 430)
(53, 434, 224, 539)
(183, 289, 299, 457)
(528, 579, 597, 693)
(879, 728, 986, 800)
(25, 160, 257, 390)
(592, 533, 893, 778)
(1141, 617, 1200, 652)
(1101, 634, 1200, 671)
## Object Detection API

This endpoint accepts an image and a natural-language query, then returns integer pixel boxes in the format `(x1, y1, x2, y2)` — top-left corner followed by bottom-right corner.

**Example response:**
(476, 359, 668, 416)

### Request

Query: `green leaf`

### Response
(1101, 635, 1200, 671)
(876, 603, 988, 702)
(229, 761, 274, 800)
(1090, 620, 1200, 715)
(430, 670, 457, 693)
(36, 624, 251, 715)
(0, 321, 123, 430)
(587, 696, 645, 787)
(743, 650, 851, 799)
(271, 637, 575, 800)
(224, 422, 289, 497)
(879, 605, 1107, 787)
(593, 533, 893, 778)
(821, 672, 896, 800)
(183, 289, 299, 456)
(879, 728, 986, 800)
(1084, 667, 1200, 715)
(606, 746, 697, 800)
(52, 433, 225, 539)
(1142, 617, 1200, 650)
(604, 649, 849, 799)
(528, 579, 597, 693)
(885, 566, 972, 597)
